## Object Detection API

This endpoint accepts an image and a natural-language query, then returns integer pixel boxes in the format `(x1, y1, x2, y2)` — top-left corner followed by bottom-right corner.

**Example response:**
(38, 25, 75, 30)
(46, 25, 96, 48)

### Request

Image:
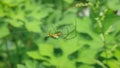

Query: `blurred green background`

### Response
(0, 0, 120, 68)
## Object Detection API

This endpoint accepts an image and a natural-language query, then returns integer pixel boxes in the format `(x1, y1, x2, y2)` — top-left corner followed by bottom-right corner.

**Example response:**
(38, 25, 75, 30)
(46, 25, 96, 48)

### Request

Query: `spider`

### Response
(43, 22, 77, 40)
(46, 31, 62, 39)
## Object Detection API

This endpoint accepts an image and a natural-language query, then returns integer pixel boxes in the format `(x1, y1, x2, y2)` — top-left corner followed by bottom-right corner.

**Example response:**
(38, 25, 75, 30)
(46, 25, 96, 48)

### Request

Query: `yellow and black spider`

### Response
(47, 31, 62, 39)
(44, 22, 77, 40)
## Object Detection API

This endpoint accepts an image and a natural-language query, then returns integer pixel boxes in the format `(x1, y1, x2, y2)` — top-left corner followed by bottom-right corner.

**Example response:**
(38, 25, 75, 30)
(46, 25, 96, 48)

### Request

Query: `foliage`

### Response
(0, 0, 120, 68)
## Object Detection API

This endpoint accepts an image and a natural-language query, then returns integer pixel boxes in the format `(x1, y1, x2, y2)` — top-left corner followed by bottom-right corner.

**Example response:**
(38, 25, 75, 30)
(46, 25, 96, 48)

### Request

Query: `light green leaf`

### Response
(25, 60, 36, 68)
(27, 51, 45, 60)
(17, 64, 26, 68)
(78, 64, 94, 68)
(107, 0, 120, 10)
(107, 60, 120, 68)
(36, 39, 80, 67)
(77, 17, 103, 48)
(1, 0, 25, 7)
(64, 0, 74, 4)
(100, 50, 114, 58)
(0, 24, 10, 38)
(77, 49, 96, 64)
(114, 49, 120, 62)
(9, 20, 23, 27)
(0, 7, 5, 17)
(76, 17, 92, 33)
(28, 6, 53, 20)
(25, 21, 41, 33)
(57, 11, 77, 26)
(50, 58, 76, 68)
(102, 10, 120, 33)
(39, 8, 52, 19)
(112, 22, 120, 35)
(38, 44, 54, 57)
(58, 39, 81, 56)
(75, 17, 104, 64)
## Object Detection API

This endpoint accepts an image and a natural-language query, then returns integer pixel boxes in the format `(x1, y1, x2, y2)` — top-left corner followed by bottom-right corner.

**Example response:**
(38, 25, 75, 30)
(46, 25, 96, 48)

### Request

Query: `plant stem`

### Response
(14, 39, 21, 63)
(5, 39, 12, 68)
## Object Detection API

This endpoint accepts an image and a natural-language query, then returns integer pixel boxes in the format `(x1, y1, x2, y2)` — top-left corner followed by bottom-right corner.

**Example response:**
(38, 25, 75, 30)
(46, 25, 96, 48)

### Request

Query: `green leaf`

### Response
(8, 9, 25, 27)
(34, 39, 80, 67)
(100, 50, 114, 58)
(49, 57, 76, 68)
(112, 22, 120, 35)
(102, 10, 120, 33)
(1, 0, 25, 7)
(25, 60, 37, 68)
(38, 44, 54, 57)
(25, 21, 41, 33)
(17, 64, 26, 68)
(58, 39, 81, 56)
(77, 49, 96, 64)
(77, 17, 103, 48)
(107, 60, 120, 68)
(0, 7, 5, 17)
(76, 17, 92, 33)
(114, 49, 120, 62)
(27, 51, 46, 60)
(107, 0, 120, 10)
(78, 64, 94, 68)
(0, 24, 10, 38)
(75, 17, 104, 64)
(9, 20, 24, 27)
(57, 10, 77, 27)
(64, 0, 74, 4)
(17, 60, 37, 68)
